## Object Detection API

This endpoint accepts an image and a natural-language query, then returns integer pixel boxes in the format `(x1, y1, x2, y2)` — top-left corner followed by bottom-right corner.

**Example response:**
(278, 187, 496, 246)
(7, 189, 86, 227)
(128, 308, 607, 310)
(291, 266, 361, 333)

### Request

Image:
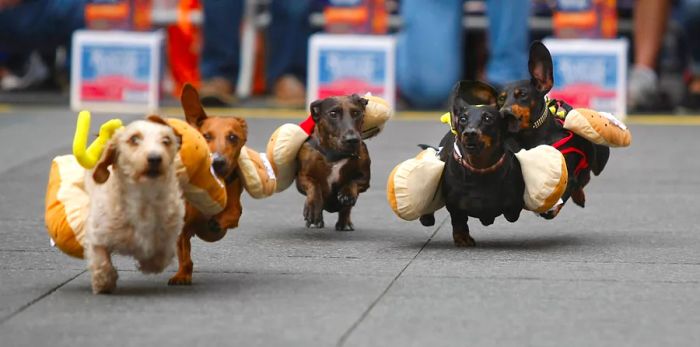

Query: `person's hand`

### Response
(0, 0, 22, 10)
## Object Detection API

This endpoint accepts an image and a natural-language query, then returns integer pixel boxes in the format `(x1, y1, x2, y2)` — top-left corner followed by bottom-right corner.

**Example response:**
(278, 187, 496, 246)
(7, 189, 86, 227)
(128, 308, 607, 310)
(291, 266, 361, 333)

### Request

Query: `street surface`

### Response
(0, 106, 698, 346)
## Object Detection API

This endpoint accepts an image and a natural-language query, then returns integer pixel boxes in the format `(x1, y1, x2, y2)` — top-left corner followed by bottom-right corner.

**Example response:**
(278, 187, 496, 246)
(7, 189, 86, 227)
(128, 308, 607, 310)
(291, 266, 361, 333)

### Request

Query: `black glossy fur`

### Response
(498, 41, 610, 219)
(421, 81, 524, 247)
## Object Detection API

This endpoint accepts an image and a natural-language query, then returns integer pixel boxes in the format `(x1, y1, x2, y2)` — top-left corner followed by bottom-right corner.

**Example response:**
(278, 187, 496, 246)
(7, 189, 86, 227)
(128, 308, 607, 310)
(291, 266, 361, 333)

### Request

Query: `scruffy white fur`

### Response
(84, 118, 185, 294)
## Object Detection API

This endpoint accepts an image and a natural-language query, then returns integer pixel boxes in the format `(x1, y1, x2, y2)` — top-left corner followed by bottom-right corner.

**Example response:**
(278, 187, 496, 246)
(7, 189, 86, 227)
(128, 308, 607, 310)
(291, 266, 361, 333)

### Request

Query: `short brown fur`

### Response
(295, 95, 371, 231)
(168, 83, 247, 285)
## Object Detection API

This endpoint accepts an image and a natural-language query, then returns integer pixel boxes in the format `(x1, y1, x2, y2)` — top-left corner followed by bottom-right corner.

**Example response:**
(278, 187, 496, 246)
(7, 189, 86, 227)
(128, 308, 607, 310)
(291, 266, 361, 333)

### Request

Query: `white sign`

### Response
(307, 34, 396, 110)
(71, 30, 163, 114)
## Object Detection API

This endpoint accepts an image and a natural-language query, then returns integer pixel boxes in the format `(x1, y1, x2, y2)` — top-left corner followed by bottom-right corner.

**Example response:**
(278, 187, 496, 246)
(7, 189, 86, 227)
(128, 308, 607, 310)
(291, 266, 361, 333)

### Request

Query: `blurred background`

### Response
(0, 0, 698, 115)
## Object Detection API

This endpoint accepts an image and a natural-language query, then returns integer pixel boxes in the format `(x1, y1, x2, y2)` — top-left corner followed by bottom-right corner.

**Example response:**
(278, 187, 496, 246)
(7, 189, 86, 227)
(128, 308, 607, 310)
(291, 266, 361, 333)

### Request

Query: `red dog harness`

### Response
(551, 119, 589, 176)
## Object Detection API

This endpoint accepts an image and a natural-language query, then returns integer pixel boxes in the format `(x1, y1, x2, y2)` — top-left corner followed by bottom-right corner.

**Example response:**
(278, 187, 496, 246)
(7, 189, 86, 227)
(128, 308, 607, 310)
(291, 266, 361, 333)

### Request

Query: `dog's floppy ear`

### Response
(146, 114, 168, 126)
(310, 99, 324, 122)
(181, 83, 208, 128)
(350, 94, 369, 109)
(528, 41, 554, 94)
(93, 140, 118, 184)
(147, 115, 183, 148)
(234, 117, 248, 142)
(450, 80, 498, 107)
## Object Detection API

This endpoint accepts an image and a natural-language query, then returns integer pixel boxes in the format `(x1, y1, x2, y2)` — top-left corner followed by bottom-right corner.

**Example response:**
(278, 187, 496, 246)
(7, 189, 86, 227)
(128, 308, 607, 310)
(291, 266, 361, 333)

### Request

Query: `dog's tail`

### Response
(417, 144, 438, 151)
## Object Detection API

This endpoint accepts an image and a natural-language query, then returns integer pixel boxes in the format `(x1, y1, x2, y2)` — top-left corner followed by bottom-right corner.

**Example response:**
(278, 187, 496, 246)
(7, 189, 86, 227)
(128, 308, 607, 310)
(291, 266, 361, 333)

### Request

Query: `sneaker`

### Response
(199, 77, 237, 106)
(627, 66, 659, 111)
(0, 53, 49, 91)
(272, 75, 306, 108)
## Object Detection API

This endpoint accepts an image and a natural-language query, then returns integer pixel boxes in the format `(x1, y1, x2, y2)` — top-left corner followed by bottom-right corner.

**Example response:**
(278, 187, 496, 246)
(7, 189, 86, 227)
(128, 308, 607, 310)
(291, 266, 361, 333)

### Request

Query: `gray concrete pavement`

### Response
(0, 107, 698, 346)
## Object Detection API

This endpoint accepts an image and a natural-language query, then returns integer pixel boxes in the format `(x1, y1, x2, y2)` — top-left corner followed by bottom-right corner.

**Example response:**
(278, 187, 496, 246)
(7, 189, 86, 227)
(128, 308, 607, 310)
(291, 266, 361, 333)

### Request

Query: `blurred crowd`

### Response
(1, 0, 700, 113)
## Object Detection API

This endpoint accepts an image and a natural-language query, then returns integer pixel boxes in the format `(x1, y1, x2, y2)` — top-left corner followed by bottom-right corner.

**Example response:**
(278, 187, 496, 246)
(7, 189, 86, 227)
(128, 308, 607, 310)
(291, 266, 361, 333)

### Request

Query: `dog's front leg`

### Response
(447, 207, 475, 247)
(217, 178, 244, 230)
(87, 244, 118, 294)
(168, 228, 194, 285)
(298, 175, 324, 228)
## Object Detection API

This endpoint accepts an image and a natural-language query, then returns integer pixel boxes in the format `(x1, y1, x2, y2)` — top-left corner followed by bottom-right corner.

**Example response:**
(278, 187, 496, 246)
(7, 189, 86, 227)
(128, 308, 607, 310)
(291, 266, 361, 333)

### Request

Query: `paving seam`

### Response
(336, 217, 448, 347)
(0, 270, 86, 325)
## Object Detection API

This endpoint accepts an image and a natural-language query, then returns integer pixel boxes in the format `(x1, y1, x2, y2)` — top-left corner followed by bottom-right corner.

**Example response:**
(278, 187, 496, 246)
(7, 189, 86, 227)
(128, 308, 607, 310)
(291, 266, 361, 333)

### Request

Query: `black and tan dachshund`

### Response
(498, 41, 610, 219)
(421, 81, 524, 247)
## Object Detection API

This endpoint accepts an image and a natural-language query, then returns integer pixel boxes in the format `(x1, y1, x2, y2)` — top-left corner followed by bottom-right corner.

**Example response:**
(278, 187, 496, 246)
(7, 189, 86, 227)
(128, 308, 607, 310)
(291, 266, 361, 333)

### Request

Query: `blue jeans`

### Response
(201, 0, 312, 87)
(682, 0, 700, 74)
(397, 0, 531, 108)
(0, 0, 86, 54)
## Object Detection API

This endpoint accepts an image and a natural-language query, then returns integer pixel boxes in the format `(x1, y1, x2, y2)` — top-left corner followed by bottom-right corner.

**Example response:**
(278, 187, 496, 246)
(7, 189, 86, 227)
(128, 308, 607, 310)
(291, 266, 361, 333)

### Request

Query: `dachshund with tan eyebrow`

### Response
(420, 81, 524, 247)
(498, 41, 610, 219)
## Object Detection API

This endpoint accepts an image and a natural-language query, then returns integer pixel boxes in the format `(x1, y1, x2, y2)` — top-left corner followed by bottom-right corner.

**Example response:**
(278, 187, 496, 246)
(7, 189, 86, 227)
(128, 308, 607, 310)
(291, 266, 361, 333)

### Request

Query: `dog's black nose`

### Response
(147, 154, 162, 166)
(343, 134, 360, 145)
(212, 155, 226, 172)
(463, 128, 478, 138)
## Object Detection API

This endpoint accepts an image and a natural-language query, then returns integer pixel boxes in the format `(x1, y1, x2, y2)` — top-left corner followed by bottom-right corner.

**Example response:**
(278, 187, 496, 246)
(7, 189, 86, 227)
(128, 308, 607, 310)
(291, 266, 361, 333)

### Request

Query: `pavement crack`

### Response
(337, 217, 447, 347)
(0, 270, 85, 326)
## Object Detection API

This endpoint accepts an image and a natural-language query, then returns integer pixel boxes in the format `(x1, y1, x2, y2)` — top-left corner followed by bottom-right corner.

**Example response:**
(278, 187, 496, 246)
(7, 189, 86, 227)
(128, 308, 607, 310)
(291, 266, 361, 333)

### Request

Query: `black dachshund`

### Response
(498, 41, 610, 219)
(421, 81, 524, 247)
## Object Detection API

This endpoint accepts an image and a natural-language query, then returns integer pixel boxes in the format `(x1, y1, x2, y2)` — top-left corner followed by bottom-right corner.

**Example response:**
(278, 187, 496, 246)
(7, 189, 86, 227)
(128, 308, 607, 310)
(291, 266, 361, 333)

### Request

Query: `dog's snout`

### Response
(211, 153, 226, 173)
(147, 153, 162, 166)
(501, 108, 518, 119)
(463, 128, 478, 138)
(342, 133, 360, 145)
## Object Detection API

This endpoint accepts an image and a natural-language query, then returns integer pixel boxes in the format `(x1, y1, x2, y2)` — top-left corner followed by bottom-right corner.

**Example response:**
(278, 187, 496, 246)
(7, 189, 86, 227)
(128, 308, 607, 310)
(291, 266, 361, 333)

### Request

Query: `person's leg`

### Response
(634, 0, 670, 71)
(0, 0, 86, 54)
(267, 0, 312, 85)
(628, 0, 671, 110)
(681, 0, 700, 108)
(266, 0, 312, 105)
(485, 0, 530, 86)
(396, 0, 463, 108)
(200, 0, 243, 97)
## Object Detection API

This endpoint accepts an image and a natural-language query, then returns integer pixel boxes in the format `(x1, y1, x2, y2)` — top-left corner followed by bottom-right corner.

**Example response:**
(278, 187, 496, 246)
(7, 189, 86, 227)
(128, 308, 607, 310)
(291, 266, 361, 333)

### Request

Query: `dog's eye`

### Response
(203, 133, 212, 142)
(227, 134, 238, 143)
(458, 116, 467, 124)
(128, 134, 142, 146)
(162, 137, 172, 146)
(328, 111, 339, 118)
(351, 110, 361, 118)
(483, 115, 493, 123)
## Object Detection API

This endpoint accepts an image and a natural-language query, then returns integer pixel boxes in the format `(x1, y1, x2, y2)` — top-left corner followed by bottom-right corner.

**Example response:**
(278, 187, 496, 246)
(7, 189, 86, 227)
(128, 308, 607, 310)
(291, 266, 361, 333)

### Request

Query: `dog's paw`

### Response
(91, 267, 118, 294)
(304, 200, 324, 228)
(453, 233, 476, 247)
(571, 188, 586, 208)
(335, 221, 354, 231)
(208, 218, 222, 234)
(168, 273, 192, 286)
(479, 217, 495, 226)
(305, 219, 325, 228)
(539, 204, 564, 220)
(419, 214, 435, 226)
(337, 192, 357, 207)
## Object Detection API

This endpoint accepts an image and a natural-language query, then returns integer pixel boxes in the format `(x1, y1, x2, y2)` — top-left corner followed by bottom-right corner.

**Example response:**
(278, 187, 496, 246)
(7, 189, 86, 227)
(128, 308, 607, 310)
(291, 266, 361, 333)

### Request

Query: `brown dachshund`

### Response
(296, 95, 371, 231)
(168, 84, 247, 285)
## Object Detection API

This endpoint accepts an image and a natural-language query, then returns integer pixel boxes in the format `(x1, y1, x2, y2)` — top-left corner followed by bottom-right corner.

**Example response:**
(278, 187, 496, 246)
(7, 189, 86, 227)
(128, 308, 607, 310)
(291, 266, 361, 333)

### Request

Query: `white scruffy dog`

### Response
(84, 116, 185, 294)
